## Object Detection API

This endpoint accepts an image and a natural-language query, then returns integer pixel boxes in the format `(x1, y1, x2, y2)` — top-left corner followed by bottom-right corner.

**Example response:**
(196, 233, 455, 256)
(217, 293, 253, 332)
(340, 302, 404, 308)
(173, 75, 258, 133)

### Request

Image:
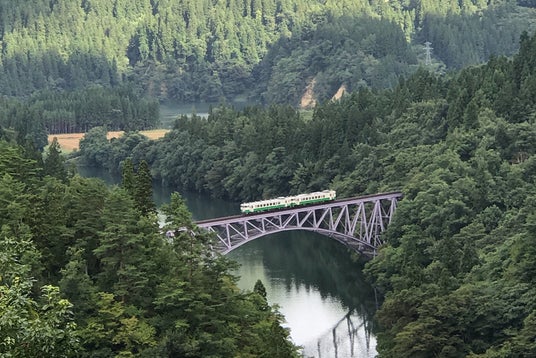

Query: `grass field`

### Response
(48, 129, 170, 152)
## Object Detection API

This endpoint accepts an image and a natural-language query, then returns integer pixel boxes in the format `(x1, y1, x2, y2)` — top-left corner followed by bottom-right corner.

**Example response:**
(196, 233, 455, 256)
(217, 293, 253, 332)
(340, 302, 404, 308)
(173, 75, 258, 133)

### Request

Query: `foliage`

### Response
(44, 137, 67, 181)
(121, 158, 156, 216)
(77, 31, 536, 356)
(0, 136, 300, 356)
(3, 6, 536, 355)
(0, 1, 534, 104)
(256, 15, 418, 104)
(0, 232, 79, 357)
(0, 86, 159, 146)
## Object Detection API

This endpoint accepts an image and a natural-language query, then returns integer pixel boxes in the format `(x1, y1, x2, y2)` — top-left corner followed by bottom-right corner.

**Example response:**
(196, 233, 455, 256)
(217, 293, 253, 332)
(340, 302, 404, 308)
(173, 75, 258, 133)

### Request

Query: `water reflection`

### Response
(311, 309, 374, 358)
(152, 183, 241, 219)
(159, 100, 256, 128)
(76, 166, 121, 186)
(159, 101, 214, 127)
(78, 170, 377, 357)
(229, 232, 377, 357)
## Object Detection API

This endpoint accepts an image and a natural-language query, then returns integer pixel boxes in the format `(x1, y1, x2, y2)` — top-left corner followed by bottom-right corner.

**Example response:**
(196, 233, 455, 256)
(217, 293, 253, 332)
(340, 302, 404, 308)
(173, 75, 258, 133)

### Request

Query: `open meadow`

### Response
(48, 129, 170, 152)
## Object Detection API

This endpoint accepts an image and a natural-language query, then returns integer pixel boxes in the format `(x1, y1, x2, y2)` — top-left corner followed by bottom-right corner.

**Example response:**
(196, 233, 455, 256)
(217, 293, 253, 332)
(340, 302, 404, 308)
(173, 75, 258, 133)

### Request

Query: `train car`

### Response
(239, 197, 290, 214)
(292, 190, 336, 206)
(240, 190, 336, 214)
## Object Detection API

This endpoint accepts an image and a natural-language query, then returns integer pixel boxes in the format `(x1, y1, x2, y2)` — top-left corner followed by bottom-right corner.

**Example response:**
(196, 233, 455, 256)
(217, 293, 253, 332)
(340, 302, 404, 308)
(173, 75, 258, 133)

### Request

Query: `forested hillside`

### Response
(0, 139, 299, 357)
(1, 0, 535, 104)
(79, 31, 536, 356)
(2, 1, 536, 356)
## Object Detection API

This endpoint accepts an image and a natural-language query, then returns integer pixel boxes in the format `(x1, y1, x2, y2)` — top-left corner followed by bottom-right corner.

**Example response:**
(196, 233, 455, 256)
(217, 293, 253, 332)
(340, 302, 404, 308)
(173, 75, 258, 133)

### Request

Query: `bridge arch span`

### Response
(196, 192, 402, 256)
(216, 227, 375, 254)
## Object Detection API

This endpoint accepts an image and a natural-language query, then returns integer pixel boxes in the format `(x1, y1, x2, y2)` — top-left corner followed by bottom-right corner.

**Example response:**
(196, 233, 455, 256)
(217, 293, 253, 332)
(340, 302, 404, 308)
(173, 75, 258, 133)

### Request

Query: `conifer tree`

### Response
(134, 160, 155, 216)
(254, 279, 267, 300)
(43, 137, 67, 182)
(93, 188, 146, 302)
(120, 157, 135, 195)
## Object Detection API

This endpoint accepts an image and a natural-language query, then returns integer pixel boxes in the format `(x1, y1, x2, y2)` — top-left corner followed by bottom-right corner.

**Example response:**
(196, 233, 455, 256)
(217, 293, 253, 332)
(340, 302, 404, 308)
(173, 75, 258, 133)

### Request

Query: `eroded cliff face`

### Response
(331, 84, 347, 101)
(300, 77, 317, 109)
(299, 78, 347, 109)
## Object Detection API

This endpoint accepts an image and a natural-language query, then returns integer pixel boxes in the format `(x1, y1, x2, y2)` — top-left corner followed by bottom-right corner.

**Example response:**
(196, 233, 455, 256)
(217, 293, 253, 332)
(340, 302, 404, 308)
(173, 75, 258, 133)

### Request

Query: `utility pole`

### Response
(424, 41, 433, 65)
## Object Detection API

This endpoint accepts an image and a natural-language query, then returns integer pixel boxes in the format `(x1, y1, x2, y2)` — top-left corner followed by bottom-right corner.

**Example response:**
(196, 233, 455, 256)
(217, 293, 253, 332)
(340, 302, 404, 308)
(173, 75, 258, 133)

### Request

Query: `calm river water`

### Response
(79, 166, 378, 357)
(153, 187, 379, 358)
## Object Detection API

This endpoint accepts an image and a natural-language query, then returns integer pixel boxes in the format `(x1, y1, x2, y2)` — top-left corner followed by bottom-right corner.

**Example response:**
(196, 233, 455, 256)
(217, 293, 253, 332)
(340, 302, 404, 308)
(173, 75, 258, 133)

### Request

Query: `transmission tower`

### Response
(424, 41, 433, 65)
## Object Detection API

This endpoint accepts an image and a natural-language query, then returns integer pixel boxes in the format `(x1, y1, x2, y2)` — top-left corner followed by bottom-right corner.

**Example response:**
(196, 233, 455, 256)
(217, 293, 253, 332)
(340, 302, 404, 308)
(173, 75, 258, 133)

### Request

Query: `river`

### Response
(159, 100, 254, 127)
(79, 166, 378, 357)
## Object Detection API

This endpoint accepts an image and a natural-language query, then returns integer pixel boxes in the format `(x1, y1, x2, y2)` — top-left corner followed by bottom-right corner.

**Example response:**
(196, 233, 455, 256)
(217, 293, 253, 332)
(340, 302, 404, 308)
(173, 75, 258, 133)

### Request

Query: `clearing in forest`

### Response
(48, 129, 170, 152)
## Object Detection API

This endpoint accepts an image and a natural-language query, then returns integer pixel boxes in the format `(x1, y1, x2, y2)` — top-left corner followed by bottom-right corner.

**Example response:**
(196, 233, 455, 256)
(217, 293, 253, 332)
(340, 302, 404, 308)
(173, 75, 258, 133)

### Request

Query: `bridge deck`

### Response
(195, 191, 403, 225)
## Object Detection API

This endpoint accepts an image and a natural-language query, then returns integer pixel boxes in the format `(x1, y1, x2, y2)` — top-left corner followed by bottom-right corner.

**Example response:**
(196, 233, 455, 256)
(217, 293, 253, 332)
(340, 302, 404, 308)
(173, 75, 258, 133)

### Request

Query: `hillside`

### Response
(0, 0, 535, 105)
(1, 2, 536, 356)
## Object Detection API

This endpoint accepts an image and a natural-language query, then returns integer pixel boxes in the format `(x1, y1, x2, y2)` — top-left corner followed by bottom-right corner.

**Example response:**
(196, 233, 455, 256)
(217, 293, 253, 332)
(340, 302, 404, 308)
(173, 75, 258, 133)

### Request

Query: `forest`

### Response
(0, 85, 159, 154)
(1, 1, 536, 357)
(0, 0, 535, 104)
(77, 32, 536, 356)
(0, 136, 300, 357)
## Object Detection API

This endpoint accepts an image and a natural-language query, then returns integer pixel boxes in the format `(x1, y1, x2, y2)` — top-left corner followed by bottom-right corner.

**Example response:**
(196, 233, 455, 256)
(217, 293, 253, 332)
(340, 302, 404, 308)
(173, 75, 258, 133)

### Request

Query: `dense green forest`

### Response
(77, 31, 536, 356)
(2, 1, 536, 356)
(0, 137, 299, 357)
(0, 0, 535, 104)
(0, 85, 159, 152)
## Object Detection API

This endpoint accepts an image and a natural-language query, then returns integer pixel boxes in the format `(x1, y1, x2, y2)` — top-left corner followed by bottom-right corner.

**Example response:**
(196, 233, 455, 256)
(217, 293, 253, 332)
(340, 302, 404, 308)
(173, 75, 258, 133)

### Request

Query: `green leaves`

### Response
(0, 135, 301, 357)
(0, 234, 78, 358)
(79, 292, 157, 356)
(43, 137, 67, 181)
(162, 192, 194, 229)
(121, 158, 156, 216)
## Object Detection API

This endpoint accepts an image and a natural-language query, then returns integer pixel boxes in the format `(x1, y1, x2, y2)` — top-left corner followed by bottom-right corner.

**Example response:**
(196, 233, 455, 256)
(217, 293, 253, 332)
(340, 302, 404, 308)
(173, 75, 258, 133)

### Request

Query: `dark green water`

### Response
(159, 100, 255, 128)
(79, 168, 378, 358)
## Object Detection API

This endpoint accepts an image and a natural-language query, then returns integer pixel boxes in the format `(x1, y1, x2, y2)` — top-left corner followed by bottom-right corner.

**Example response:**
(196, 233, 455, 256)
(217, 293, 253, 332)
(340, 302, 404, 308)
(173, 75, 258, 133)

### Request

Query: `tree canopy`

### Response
(0, 0, 534, 104)
(0, 137, 300, 357)
(77, 31, 536, 356)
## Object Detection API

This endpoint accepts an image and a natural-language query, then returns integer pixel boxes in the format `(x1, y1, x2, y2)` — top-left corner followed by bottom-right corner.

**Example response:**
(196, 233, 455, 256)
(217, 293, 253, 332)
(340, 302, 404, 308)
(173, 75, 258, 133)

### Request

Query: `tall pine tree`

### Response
(43, 137, 67, 182)
(134, 160, 155, 216)
(121, 158, 155, 216)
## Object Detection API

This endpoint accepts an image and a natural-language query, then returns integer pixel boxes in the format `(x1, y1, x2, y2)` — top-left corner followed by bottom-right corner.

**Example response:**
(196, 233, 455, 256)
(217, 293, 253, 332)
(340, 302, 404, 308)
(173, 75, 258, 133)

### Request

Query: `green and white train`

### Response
(240, 190, 336, 214)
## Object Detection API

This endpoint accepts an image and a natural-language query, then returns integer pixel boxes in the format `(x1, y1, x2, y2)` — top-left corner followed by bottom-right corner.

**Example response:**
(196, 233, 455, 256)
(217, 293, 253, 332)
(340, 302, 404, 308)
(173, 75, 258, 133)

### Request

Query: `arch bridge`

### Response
(196, 192, 402, 255)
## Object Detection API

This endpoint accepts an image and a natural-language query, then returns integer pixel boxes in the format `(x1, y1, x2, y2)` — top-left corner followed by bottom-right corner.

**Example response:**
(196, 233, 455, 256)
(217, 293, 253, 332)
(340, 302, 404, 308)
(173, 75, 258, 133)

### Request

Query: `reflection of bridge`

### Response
(196, 192, 402, 255)
(304, 309, 374, 358)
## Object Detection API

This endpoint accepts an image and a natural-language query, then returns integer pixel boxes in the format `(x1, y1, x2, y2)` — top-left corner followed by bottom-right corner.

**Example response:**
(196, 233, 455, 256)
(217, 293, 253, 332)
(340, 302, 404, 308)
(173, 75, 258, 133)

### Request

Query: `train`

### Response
(240, 190, 336, 214)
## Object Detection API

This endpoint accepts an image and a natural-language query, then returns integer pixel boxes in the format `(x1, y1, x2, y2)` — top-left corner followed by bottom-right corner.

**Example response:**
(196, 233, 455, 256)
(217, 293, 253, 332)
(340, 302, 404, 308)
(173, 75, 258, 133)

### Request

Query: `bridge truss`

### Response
(196, 192, 402, 255)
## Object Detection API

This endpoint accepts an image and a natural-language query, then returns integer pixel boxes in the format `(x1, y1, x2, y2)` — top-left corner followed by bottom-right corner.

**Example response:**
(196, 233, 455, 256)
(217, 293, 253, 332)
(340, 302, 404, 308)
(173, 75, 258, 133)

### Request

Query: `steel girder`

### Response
(196, 192, 402, 255)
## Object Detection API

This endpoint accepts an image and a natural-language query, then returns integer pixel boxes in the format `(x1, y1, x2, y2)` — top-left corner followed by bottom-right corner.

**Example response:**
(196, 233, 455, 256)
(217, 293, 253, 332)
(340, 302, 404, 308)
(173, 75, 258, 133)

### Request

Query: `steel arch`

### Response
(196, 192, 402, 255)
